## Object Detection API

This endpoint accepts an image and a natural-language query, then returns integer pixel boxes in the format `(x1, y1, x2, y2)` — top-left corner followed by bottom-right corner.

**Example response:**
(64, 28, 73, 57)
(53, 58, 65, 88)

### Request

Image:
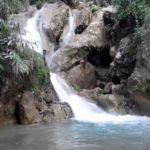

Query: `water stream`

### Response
(61, 8, 75, 47)
(21, 10, 43, 54)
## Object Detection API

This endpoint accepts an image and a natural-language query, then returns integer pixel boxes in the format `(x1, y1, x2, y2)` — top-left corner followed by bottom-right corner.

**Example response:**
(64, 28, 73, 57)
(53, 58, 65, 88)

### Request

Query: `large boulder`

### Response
(79, 85, 136, 114)
(17, 91, 73, 124)
(66, 63, 97, 89)
(39, 101, 73, 123)
(17, 91, 40, 124)
(69, 8, 108, 48)
(45, 2, 69, 43)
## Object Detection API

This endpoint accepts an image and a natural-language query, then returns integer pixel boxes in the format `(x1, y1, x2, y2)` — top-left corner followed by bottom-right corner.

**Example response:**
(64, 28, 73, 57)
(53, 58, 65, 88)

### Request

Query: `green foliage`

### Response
(0, 0, 8, 20)
(7, 0, 19, 13)
(0, 55, 4, 72)
(104, 0, 149, 24)
(98, 90, 104, 96)
(0, 20, 9, 35)
(91, 4, 98, 14)
(138, 86, 150, 95)
(114, 0, 149, 24)
(35, 66, 50, 88)
(11, 52, 30, 76)
(72, 83, 80, 91)
(119, 87, 130, 98)
(29, 0, 57, 5)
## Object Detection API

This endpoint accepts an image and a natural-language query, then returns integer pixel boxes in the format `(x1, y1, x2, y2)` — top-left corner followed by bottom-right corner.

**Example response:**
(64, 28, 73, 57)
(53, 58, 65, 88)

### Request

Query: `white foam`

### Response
(50, 73, 150, 124)
(61, 8, 75, 46)
(22, 11, 43, 54)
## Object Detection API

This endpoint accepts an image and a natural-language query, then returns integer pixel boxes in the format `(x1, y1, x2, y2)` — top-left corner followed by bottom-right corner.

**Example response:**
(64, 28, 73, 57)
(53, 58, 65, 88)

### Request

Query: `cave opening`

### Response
(87, 46, 113, 67)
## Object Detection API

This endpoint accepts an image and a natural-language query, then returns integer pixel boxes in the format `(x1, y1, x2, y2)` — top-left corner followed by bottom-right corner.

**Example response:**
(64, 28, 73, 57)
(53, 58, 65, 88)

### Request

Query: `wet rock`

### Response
(66, 63, 97, 89)
(38, 101, 73, 123)
(18, 91, 40, 124)
(79, 88, 131, 114)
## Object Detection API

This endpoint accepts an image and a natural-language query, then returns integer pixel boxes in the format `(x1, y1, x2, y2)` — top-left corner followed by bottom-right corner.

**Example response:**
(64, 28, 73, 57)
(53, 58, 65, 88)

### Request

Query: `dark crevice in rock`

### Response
(112, 76, 121, 84)
(87, 46, 113, 67)
(15, 101, 21, 124)
(75, 24, 87, 34)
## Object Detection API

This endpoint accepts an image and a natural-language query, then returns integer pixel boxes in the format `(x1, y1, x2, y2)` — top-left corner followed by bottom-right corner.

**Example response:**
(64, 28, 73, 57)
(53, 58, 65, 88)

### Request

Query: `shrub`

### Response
(91, 4, 98, 14)
(35, 66, 50, 88)
(72, 83, 80, 91)
(0, 20, 9, 35)
(105, 0, 149, 25)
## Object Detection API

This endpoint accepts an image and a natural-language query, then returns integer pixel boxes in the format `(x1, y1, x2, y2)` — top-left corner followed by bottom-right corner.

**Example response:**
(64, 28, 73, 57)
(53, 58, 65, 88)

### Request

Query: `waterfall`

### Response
(47, 8, 75, 68)
(50, 73, 150, 124)
(22, 11, 43, 54)
(61, 8, 75, 47)
(22, 7, 150, 124)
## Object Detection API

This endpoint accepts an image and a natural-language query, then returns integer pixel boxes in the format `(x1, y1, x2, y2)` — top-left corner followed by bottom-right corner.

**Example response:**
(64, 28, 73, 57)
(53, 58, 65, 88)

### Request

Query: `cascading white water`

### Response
(47, 8, 75, 68)
(22, 7, 150, 124)
(50, 73, 150, 124)
(22, 11, 43, 54)
(61, 8, 75, 46)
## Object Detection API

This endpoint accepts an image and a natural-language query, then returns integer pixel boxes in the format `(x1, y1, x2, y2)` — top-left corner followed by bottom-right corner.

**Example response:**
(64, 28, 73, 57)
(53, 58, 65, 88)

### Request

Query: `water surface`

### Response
(0, 121, 150, 150)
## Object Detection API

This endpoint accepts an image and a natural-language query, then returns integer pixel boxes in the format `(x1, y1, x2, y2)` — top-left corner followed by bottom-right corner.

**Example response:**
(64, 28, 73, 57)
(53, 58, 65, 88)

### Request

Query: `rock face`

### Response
(17, 91, 73, 124)
(109, 35, 137, 83)
(127, 17, 150, 116)
(17, 91, 40, 124)
(38, 101, 73, 123)
(103, 10, 136, 45)
(66, 63, 97, 89)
